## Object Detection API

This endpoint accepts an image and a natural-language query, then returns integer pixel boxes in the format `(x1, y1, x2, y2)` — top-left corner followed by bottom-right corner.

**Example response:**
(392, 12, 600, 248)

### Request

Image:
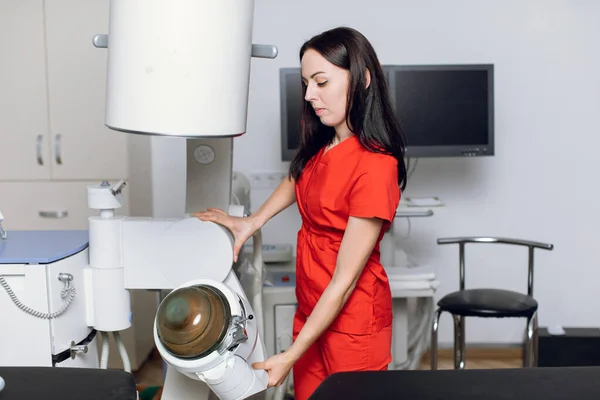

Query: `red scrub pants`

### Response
(291, 310, 393, 400)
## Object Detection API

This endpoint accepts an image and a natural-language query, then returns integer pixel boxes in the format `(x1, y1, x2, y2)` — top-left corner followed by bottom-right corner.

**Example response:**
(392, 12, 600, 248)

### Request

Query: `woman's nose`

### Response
(304, 84, 317, 102)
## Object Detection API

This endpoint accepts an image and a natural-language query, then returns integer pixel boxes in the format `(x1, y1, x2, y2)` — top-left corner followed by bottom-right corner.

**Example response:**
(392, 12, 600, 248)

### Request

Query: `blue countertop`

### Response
(0, 230, 89, 264)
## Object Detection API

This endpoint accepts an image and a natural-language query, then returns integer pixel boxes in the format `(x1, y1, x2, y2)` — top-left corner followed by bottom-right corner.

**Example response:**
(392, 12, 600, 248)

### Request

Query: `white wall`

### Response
(234, 0, 600, 344)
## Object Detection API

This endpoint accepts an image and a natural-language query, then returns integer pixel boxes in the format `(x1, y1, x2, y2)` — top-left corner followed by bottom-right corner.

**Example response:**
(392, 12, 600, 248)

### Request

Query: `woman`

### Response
(195, 26, 407, 400)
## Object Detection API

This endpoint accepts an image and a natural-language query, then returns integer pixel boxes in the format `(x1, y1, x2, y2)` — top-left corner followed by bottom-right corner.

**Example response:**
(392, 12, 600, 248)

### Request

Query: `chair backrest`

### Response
(437, 237, 554, 296)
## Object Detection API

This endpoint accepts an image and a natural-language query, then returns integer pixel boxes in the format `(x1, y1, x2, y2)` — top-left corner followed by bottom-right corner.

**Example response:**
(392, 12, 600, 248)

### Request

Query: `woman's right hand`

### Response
(193, 208, 259, 262)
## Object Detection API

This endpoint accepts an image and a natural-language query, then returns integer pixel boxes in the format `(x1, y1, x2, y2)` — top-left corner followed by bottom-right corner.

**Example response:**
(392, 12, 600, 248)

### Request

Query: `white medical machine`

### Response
(0, 1, 279, 399)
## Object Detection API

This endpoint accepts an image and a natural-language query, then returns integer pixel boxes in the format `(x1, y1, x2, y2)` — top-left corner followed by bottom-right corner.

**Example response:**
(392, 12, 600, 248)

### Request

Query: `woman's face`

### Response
(301, 49, 350, 133)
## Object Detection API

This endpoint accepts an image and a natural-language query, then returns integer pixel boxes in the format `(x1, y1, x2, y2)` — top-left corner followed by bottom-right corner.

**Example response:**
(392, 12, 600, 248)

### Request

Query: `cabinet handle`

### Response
(36, 134, 44, 165)
(93, 34, 108, 48)
(55, 134, 63, 165)
(39, 210, 68, 219)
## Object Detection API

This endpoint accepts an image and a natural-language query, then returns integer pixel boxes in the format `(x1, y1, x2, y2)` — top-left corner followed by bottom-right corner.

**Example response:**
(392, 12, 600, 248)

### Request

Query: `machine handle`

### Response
(36, 134, 44, 165)
(39, 210, 68, 219)
(251, 44, 278, 59)
(54, 134, 62, 165)
(92, 34, 278, 59)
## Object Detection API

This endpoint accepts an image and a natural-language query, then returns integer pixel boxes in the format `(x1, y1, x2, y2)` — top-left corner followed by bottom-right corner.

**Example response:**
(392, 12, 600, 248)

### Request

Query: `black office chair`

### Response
(430, 237, 554, 370)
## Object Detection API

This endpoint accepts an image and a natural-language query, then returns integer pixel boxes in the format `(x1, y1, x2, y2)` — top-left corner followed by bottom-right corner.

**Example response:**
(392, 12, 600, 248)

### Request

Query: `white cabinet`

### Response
(0, 0, 127, 182)
(0, 0, 52, 181)
(0, 181, 130, 231)
(44, 0, 127, 181)
(0, 0, 128, 229)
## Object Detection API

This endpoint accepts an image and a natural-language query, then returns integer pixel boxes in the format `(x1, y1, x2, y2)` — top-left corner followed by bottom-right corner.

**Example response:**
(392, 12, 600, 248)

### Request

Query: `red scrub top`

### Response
(294, 135, 400, 335)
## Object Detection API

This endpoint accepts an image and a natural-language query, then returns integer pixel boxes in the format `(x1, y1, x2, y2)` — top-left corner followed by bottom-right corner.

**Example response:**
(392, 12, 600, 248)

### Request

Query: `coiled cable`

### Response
(0, 273, 76, 319)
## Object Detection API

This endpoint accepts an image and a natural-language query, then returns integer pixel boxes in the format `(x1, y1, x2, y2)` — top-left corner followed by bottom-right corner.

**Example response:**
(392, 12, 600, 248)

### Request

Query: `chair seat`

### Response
(438, 288, 538, 318)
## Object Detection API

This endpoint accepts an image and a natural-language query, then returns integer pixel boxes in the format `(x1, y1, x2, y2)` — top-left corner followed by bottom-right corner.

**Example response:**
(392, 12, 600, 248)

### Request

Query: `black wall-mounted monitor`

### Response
(280, 67, 303, 162)
(389, 64, 494, 157)
(279, 64, 494, 161)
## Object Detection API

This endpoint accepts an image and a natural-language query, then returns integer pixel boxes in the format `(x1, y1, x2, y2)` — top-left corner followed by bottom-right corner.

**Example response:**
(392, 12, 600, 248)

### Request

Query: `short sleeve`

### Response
(348, 158, 400, 223)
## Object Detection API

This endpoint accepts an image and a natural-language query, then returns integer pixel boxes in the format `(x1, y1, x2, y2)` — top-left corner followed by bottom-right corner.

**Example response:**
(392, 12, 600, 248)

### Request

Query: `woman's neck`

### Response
(333, 123, 353, 145)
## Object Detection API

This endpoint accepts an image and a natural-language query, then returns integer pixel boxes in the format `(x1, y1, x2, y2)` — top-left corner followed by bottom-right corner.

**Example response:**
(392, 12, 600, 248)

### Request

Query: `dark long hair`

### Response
(288, 27, 407, 191)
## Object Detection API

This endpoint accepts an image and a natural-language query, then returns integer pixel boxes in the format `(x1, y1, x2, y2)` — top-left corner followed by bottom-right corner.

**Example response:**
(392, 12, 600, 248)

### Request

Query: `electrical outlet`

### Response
(250, 171, 286, 188)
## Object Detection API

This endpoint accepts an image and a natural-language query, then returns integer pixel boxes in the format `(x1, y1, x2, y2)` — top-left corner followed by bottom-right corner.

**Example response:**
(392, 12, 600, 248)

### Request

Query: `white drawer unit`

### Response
(0, 181, 130, 231)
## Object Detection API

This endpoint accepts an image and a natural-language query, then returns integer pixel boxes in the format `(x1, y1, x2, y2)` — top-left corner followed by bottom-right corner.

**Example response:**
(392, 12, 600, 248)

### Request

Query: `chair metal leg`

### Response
(524, 312, 538, 367)
(453, 315, 466, 369)
(533, 313, 539, 366)
(430, 308, 443, 370)
(459, 316, 466, 368)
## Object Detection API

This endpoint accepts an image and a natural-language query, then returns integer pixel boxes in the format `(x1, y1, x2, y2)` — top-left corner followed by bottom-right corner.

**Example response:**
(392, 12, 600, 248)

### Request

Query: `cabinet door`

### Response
(44, 0, 128, 181)
(0, 0, 51, 180)
(0, 263, 53, 366)
(0, 181, 129, 231)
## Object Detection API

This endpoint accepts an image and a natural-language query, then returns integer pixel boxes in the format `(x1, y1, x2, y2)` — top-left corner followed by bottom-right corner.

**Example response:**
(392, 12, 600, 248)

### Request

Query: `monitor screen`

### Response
(390, 64, 494, 157)
(280, 68, 303, 161)
(279, 64, 494, 161)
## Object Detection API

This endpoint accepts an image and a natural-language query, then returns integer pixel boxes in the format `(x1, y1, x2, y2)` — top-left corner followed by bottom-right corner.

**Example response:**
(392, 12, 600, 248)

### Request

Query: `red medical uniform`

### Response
(292, 135, 400, 400)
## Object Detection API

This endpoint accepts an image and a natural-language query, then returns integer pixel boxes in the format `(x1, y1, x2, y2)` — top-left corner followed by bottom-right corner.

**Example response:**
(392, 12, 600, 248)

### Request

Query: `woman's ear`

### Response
(365, 68, 371, 89)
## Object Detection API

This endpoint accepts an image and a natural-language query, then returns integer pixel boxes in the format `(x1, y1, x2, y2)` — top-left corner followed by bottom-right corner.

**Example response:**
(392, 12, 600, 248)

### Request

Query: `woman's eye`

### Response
(317, 81, 328, 87)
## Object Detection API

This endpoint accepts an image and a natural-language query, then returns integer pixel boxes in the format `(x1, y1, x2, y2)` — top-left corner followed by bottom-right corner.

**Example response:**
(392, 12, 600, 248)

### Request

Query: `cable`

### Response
(394, 297, 435, 370)
(397, 217, 412, 240)
(113, 331, 132, 373)
(0, 273, 76, 319)
(407, 298, 435, 370)
(251, 228, 265, 340)
(100, 332, 110, 369)
(0, 210, 77, 319)
(406, 157, 419, 180)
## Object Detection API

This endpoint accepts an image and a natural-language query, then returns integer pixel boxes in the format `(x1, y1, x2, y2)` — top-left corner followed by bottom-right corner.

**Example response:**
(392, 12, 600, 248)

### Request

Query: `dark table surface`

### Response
(0, 367, 137, 399)
(309, 366, 600, 400)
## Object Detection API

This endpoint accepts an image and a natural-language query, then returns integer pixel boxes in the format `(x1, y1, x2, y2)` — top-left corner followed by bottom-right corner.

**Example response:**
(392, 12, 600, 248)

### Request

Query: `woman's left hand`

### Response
(252, 351, 296, 387)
